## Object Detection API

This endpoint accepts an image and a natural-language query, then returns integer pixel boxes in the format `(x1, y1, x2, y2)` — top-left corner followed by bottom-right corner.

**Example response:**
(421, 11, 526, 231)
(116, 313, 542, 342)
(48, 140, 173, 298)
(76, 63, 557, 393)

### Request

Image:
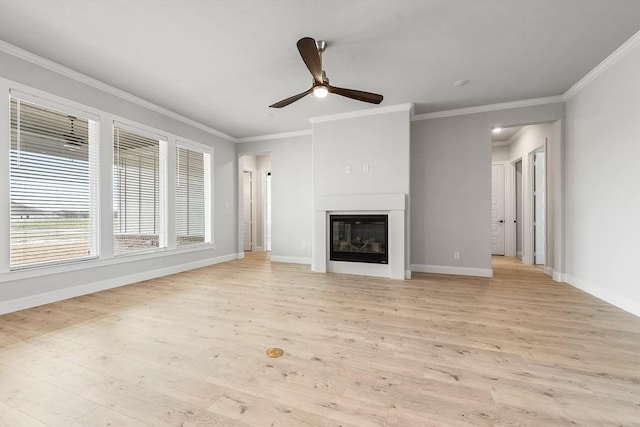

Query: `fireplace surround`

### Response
(313, 193, 407, 279)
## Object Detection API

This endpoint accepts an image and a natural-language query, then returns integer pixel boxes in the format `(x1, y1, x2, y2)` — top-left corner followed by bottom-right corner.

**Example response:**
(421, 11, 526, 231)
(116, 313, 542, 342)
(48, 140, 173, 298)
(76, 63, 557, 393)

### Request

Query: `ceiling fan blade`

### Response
(297, 37, 323, 84)
(329, 86, 383, 104)
(269, 88, 313, 108)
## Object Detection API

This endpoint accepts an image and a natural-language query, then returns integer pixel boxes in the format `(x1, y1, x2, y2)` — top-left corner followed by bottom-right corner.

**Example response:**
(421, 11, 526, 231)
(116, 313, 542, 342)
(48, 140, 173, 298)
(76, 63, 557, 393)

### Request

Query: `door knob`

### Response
(499, 220, 504, 223)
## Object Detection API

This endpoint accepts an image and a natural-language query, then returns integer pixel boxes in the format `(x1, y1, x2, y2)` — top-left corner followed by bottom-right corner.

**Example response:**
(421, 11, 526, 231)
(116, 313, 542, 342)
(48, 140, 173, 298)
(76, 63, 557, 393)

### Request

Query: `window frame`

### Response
(112, 119, 168, 257)
(7, 86, 102, 271)
(175, 138, 213, 248)
(0, 78, 216, 282)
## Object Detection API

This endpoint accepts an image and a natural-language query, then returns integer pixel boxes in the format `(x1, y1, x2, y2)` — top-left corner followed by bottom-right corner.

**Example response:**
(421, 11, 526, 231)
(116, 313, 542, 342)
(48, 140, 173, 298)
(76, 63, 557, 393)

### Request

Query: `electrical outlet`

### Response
(345, 165, 351, 174)
(363, 164, 369, 172)
(453, 251, 460, 260)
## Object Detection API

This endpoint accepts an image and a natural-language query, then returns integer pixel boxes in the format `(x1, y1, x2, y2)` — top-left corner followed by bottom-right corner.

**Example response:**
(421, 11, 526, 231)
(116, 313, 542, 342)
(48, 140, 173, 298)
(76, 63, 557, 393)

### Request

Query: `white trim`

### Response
(552, 271, 565, 282)
(114, 119, 169, 142)
(412, 96, 564, 121)
(236, 129, 312, 143)
(0, 40, 236, 142)
(236, 252, 245, 259)
(10, 88, 101, 122)
(270, 255, 312, 265)
(0, 243, 216, 283)
(411, 264, 493, 278)
(0, 253, 239, 315)
(565, 274, 640, 318)
(405, 270, 412, 279)
(544, 266, 554, 277)
(563, 30, 640, 100)
(309, 103, 413, 124)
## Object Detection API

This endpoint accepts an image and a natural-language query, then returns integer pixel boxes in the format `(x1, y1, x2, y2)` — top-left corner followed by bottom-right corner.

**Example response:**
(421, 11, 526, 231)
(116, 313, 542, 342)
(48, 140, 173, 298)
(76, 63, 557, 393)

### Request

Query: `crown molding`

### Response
(0, 40, 237, 142)
(563, 30, 640, 100)
(236, 129, 312, 143)
(412, 96, 565, 121)
(309, 103, 413, 124)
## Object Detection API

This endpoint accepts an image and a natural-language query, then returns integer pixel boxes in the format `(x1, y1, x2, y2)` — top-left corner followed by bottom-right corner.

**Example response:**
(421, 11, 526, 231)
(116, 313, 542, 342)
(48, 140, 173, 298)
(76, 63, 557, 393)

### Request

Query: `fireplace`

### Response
(330, 214, 388, 264)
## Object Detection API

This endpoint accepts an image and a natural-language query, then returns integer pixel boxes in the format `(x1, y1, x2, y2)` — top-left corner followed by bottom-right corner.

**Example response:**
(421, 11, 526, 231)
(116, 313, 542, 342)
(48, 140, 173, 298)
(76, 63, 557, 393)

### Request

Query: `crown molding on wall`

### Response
(236, 129, 312, 143)
(309, 103, 413, 124)
(563, 30, 640, 100)
(0, 40, 237, 142)
(411, 96, 565, 121)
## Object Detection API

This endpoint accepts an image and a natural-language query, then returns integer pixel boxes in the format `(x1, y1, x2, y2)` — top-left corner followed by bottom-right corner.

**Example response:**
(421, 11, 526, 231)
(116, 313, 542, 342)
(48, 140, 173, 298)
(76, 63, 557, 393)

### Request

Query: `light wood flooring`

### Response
(1, 254, 640, 426)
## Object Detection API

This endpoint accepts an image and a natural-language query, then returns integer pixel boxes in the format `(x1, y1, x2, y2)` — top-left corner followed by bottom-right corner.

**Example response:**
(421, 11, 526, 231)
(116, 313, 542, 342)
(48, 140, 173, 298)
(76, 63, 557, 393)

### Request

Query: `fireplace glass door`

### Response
(330, 214, 388, 264)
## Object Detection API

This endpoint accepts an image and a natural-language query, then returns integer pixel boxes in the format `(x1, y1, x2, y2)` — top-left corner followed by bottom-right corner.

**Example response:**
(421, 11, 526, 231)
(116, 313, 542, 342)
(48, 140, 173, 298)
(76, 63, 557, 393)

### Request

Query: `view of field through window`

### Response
(9, 98, 96, 267)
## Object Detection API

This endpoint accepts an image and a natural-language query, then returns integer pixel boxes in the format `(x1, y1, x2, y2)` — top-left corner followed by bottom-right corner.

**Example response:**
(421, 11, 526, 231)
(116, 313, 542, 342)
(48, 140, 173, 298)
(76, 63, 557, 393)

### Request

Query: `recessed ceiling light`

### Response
(453, 79, 469, 87)
(492, 127, 502, 133)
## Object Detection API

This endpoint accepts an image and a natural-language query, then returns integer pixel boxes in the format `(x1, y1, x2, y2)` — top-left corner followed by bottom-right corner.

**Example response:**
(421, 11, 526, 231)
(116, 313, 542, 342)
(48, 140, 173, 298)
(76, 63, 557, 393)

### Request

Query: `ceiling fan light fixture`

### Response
(492, 127, 503, 133)
(313, 85, 329, 98)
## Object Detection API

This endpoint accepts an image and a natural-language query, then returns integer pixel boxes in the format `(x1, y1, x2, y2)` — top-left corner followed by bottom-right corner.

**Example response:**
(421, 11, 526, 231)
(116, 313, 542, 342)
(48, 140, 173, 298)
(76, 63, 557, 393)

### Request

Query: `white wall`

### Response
(236, 136, 312, 263)
(0, 50, 238, 312)
(491, 145, 510, 162)
(410, 103, 565, 275)
(565, 38, 640, 316)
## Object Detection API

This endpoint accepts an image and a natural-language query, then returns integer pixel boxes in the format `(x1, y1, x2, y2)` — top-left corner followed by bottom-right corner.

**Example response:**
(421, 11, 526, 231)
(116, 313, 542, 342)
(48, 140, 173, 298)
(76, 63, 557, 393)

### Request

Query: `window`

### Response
(176, 145, 211, 246)
(9, 96, 99, 267)
(113, 124, 166, 255)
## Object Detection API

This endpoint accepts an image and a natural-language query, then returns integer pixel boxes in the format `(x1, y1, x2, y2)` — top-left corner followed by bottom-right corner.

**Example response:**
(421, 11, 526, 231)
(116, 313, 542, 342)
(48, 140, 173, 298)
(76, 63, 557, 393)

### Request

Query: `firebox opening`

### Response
(330, 214, 388, 264)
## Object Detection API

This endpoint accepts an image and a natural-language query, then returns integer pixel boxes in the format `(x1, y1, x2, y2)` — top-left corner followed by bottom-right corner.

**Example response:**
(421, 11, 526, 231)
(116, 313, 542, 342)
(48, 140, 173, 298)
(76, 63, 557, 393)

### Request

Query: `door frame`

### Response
(529, 144, 547, 266)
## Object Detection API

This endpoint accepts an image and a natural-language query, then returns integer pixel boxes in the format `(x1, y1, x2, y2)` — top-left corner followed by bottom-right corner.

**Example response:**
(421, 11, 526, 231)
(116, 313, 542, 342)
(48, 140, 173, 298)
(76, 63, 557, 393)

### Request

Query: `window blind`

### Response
(9, 98, 99, 267)
(113, 126, 165, 255)
(176, 146, 208, 246)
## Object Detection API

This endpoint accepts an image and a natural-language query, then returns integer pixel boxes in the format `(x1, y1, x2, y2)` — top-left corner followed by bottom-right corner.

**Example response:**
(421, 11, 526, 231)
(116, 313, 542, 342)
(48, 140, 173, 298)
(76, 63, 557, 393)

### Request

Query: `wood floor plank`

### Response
(1, 253, 640, 426)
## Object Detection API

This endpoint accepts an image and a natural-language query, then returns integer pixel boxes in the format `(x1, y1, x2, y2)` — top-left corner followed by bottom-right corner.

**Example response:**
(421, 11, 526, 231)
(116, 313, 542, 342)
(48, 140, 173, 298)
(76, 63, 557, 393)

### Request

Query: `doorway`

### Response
(532, 147, 546, 265)
(243, 171, 252, 251)
(515, 159, 523, 259)
(491, 122, 555, 271)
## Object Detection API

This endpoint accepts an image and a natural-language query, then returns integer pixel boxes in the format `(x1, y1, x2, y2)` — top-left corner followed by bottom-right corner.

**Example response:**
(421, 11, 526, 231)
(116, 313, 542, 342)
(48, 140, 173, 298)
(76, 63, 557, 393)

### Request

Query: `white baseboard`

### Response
(411, 264, 493, 278)
(0, 253, 239, 315)
(256, 246, 264, 252)
(553, 271, 566, 282)
(405, 270, 412, 279)
(270, 256, 312, 265)
(565, 274, 640, 318)
(544, 266, 554, 277)
(516, 251, 523, 258)
(236, 252, 245, 259)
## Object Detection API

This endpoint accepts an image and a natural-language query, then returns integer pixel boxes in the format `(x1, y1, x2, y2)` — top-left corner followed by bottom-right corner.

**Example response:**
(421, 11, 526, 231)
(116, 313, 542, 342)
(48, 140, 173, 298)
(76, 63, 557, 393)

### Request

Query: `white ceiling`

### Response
(0, 1, 638, 139)
(492, 126, 522, 144)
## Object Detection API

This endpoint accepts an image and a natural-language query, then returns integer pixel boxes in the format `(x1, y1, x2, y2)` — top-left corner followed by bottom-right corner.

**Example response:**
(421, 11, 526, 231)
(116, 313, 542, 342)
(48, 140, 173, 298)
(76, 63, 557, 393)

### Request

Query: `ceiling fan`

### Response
(269, 37, 384, 108)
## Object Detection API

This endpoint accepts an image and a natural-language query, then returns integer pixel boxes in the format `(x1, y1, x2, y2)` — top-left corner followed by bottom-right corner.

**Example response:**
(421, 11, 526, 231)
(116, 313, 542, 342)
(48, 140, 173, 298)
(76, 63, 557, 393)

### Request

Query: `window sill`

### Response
(0, 243, 216, 283)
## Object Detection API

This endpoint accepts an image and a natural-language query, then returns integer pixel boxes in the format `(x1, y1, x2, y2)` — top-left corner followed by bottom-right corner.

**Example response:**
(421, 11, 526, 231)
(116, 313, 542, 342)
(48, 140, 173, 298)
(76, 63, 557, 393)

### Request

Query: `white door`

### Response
(534, 151, 546, 264)
(243, 171, 252, 251)
(491, 164, 505, 255)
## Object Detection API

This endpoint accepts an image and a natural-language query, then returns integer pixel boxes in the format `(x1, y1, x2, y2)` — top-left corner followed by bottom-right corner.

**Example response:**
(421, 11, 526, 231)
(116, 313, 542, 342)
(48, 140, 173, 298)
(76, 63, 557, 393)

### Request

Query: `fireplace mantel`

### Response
(313, 193, 406, 279)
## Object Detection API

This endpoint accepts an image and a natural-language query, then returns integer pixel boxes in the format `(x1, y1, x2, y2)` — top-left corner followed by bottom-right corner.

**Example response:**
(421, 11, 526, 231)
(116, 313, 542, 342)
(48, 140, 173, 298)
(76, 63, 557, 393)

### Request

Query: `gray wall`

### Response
(0, 50, 238, 305)
(312, 111, 410, 197)
(237, 136, 312, 262)
(565, 41, 640, 315)
(410, 102, 565, 272)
